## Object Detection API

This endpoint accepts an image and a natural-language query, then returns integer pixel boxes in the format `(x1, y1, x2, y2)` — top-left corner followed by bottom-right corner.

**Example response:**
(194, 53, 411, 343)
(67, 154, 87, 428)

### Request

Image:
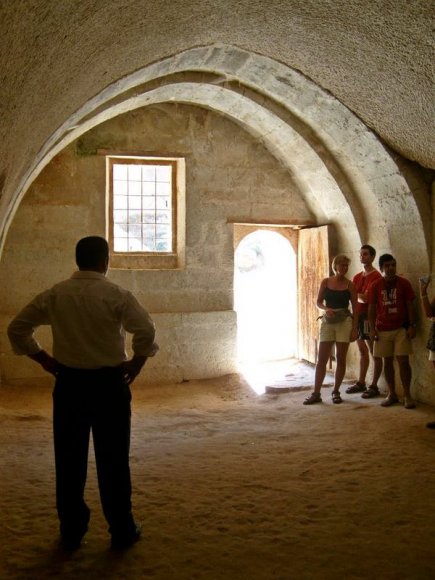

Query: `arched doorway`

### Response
(234, 230, 296, 364)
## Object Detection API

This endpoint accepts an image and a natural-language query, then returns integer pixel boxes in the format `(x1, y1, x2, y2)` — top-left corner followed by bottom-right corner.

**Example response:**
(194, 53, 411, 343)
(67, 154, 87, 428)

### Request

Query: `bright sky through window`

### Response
(112, 163, 172, 253)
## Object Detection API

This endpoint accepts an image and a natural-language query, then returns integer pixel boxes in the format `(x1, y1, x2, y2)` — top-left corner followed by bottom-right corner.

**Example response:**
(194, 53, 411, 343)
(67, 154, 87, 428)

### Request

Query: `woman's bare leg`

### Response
(334, 342, 350, 391)
(313, 341, 333, 394)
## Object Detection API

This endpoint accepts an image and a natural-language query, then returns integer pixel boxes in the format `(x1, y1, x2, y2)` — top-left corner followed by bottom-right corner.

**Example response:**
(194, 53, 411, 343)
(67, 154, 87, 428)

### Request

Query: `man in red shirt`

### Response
(346, 245, 383, 398)
(368, 254, 417, 408)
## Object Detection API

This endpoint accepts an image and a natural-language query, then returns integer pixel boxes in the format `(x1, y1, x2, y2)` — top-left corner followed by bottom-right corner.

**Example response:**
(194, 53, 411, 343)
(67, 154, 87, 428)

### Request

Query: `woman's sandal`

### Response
(303, 392, 322, 405)
(361, 385, 380, 399)
(331, 391, 342, 404)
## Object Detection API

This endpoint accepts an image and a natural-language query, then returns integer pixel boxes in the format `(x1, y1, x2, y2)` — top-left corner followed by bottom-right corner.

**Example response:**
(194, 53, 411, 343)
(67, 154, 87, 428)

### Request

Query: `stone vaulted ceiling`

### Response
(0, 0, 433, 250)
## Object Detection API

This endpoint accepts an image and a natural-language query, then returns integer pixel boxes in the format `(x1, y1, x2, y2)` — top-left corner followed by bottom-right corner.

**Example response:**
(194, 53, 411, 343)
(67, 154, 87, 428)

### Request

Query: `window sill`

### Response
(109, 252, 183, 270)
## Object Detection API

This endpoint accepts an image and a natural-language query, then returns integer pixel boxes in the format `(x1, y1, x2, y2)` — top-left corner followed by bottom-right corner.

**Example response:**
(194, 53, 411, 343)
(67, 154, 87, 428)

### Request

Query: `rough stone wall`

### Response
(0, 103, 310, 384)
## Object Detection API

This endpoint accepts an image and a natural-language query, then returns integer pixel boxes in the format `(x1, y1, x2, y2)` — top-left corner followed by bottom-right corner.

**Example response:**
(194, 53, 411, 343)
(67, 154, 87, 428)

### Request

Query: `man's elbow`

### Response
(7, 321, 19, 347)
(7, 335, 23, 355)
(7, 320, 32, 355)
(147, 342, 159, 357)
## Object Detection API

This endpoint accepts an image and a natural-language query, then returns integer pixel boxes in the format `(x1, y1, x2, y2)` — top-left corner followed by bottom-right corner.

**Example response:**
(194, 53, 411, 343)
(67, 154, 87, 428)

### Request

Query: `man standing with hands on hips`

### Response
(368, 253, 416, 409)
(8, 236, 159, 550)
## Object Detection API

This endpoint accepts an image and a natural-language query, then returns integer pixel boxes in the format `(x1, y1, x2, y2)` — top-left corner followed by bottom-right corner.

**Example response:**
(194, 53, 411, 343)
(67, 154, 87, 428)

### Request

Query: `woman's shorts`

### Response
(319, 316, 352, 343)
(373, 327, 413, 357)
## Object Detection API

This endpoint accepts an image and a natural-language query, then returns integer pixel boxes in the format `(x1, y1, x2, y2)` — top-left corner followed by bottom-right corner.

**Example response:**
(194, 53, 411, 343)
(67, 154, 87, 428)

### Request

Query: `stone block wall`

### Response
(0, 103, 310, 385)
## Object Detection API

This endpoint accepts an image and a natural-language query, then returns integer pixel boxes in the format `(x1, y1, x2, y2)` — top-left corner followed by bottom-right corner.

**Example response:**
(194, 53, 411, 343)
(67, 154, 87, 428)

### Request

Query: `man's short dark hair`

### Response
(76, 236, 109, 269)
(361, 244, 376, 257)
(379, 253, 395, 271)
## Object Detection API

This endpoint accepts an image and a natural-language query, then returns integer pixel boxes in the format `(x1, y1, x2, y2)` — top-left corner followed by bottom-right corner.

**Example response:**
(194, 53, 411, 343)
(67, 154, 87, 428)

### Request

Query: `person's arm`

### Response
(8, 304, 45, 356)
(352, 274, 365, 304)
(402, 279, 416, 339)
(120, 292, 159, 384)
(7, 292, 59, 375)
(28, 350, 59, 376)
(357, 292, 366, 303)
(419, 279, 435, 318)
(348, 281, 358, 341)
(368, 303, 378, 341)
(120, 355, 148, 385)
(316, 279, 334, 317)
(356, 277, 367, 304)
(406, 299, 417, 339)
(358, 272, 379, 304)
(366, 280, 379, 341)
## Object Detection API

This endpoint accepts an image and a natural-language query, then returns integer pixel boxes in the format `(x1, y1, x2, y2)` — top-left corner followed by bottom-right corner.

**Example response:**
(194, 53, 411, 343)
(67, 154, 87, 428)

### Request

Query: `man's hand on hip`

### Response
(29, 350, 60, 377)
(120, 355, 148, 385)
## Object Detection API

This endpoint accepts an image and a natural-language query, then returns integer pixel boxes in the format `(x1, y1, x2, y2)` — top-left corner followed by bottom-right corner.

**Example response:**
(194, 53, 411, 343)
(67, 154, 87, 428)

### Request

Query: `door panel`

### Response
(298, 226, 330, 363)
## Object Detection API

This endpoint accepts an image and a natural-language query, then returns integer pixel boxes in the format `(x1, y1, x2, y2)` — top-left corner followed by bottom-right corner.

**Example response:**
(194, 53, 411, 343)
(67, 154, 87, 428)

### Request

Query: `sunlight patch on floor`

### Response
(238, 358, 313, 395)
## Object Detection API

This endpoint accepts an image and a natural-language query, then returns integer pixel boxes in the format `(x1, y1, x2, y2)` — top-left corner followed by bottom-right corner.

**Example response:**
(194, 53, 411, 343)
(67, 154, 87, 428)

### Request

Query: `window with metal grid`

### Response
(111, 160, 174, 253)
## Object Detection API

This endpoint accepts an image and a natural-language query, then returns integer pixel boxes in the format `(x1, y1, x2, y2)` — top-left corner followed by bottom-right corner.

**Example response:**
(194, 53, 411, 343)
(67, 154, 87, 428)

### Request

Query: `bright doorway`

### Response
(234, 229, 297, 364)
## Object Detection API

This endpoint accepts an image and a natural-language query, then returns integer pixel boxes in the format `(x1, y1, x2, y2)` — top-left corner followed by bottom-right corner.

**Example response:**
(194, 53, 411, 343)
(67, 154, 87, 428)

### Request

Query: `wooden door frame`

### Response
(297, 225, 330, 364)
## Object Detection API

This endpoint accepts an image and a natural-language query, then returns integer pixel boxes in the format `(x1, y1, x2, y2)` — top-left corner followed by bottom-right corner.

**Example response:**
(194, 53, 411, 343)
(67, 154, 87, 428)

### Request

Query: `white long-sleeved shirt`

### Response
(7, 270, 159, 369)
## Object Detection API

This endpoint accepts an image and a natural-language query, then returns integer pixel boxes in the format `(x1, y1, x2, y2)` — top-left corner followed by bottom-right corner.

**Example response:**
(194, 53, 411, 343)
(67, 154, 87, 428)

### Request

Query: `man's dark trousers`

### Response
(53, 366, 135, 540)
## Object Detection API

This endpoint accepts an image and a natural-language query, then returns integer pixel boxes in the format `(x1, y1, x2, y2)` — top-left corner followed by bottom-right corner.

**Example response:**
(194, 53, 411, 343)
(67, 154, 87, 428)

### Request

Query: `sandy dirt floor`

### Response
(1, 360, 435, 580)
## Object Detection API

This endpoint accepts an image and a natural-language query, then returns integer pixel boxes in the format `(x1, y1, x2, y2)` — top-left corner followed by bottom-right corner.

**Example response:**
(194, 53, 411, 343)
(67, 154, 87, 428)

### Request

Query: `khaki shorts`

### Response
(429, 349, 435, 361)
(374, 327, 413, 357)
(319, 316, 353, 343)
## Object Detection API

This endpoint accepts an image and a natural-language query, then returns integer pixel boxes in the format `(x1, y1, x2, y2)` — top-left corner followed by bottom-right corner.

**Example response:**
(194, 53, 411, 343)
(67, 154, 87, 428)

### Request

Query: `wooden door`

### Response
(298, 226, 330, 363)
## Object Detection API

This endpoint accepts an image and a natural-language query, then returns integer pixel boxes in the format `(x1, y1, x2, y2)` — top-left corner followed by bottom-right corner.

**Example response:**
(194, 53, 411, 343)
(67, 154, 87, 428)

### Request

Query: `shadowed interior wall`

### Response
(0, 17, 432, 403)
(0, 103, 311, 384)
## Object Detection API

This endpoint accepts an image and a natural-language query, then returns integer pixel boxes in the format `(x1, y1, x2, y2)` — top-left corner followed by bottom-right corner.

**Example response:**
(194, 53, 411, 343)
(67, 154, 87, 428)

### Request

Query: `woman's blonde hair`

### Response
(332, 254, 351, 273)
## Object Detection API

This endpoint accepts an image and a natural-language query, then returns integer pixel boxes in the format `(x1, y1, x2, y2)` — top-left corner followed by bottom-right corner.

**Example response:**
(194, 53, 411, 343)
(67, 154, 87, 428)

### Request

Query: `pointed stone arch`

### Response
(1, 45, 429, 276)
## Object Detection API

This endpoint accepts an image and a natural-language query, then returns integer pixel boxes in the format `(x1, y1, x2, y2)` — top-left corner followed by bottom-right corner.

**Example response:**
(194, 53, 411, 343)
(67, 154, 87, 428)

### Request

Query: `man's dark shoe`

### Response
(111, 524, 142, 550)
(361, 385, 380, 399)
(345, 382, 366, 394)
(381, 394, 399, 407)
(60, 534, 84, 551)
(59, 512, 89, 551)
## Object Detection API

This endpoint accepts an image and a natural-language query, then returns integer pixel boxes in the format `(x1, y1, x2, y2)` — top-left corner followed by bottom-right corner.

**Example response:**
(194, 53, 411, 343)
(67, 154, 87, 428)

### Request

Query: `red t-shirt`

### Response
(353, 269, 382, 315)
(367, 276, 415, 331)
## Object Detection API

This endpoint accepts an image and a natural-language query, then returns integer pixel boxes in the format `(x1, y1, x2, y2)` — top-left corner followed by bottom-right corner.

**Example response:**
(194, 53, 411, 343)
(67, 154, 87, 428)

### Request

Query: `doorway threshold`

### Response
(239, 358, 355, 395)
